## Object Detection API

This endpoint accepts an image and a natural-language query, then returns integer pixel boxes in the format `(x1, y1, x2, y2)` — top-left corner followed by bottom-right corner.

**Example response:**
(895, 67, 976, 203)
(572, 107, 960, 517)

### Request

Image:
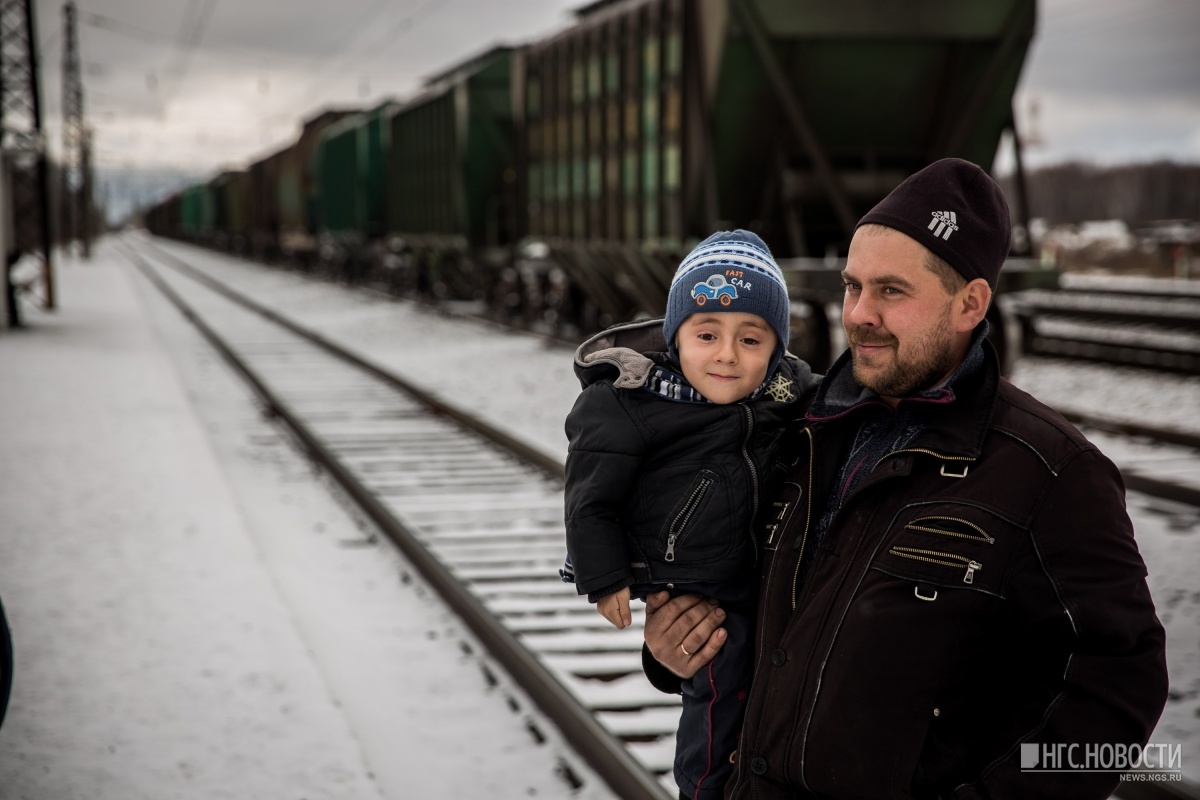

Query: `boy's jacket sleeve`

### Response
(563, 381, 646, 596)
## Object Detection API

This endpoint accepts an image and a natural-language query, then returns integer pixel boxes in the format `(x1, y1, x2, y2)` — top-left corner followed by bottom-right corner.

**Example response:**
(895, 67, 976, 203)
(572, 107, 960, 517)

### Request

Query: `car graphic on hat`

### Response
(692, 274, 738, 307)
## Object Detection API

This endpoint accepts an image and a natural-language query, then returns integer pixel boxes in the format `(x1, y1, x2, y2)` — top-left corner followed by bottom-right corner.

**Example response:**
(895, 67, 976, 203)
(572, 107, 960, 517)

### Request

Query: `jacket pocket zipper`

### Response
(904, 515, 994, 544)
(665, 475, 714, 562)
(890, 546, 983, 584)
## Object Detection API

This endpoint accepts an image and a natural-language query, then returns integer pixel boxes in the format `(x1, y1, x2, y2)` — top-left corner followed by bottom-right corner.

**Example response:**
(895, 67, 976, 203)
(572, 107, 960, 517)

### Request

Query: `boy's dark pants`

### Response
(674, 606, 751, 800)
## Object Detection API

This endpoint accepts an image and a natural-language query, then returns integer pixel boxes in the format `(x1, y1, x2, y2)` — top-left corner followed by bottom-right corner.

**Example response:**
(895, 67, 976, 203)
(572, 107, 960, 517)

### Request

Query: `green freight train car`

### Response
(277, 110, 356, 259)
(144, 0, 1040, 354)
(210, 170, 252, 250)
(314, 102, 396, 243)
(517, 0, 1036, 327)
(178, 184, 213, 239)
(385, 46, 519, 298)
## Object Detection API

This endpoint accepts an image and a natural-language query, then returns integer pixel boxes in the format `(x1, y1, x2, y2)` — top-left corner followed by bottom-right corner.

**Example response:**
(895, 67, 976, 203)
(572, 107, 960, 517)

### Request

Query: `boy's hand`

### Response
(597, 588, 632, 629)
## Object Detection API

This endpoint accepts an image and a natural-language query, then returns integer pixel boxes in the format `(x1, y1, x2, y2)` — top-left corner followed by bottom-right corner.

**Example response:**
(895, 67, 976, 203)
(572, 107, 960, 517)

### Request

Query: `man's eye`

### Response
(843, 281, 860, 291)
(882, 286, 902, 295)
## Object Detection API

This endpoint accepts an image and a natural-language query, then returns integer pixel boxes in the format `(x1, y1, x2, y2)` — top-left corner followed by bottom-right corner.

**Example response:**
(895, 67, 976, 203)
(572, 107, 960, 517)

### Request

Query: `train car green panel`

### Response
(388, 94, 455, 235)
(520, 0, 1034, 259)
(180, 184, 215, 237)
(387, 46, 516, 246)
(276, 110, 355, 242)
(464, 50, 517, 245)
(707, 0, 1035, 255)
(314, 103, 395, 239)
(179, 186, 204, 236)
(316, 118, 362, 234)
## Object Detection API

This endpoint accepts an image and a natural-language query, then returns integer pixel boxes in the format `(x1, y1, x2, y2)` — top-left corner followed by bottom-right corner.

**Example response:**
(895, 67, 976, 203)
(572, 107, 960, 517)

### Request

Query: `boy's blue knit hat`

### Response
(663, 229, 790, 375)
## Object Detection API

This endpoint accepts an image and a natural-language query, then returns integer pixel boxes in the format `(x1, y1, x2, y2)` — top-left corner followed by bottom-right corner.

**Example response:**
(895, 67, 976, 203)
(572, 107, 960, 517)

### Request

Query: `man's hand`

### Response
(597, 587, 633, 629)
(643, 591, 727, 679)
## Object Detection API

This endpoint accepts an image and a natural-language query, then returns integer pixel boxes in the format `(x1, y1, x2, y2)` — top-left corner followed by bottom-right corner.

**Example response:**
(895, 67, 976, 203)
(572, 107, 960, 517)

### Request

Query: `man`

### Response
(643, 158, 1168, 800)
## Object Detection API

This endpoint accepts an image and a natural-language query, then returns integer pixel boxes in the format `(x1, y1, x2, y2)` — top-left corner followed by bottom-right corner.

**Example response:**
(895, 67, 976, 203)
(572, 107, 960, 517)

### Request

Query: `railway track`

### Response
(125, 238, 1200, 800)
(121, 239, 677, 800)
(1007, 288, 1200, 375)
(1057, 412, 1200, 509)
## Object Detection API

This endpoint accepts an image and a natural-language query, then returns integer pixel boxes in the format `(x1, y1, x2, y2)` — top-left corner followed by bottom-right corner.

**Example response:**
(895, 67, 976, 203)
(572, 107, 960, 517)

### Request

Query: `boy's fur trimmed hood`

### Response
(572, 318, 667, 390)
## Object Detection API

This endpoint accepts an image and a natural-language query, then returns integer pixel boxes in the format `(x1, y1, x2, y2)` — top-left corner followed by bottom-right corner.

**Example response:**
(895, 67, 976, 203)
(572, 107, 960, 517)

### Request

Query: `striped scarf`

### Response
(642, 363, 766, 404)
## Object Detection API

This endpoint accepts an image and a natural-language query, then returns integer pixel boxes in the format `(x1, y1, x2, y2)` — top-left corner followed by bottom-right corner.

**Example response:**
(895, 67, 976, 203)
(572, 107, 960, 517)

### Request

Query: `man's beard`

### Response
(847, 312, 958, 398)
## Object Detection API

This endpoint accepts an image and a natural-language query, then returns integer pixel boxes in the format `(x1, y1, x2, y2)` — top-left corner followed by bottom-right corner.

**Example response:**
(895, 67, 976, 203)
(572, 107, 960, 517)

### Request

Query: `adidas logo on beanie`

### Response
(857, 158, 1012, 289)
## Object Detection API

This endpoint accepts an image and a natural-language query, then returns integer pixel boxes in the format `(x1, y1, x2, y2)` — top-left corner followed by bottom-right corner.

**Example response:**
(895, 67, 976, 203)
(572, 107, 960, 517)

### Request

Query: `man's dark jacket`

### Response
(651, 341, 1168, 800)
(563, 318, 811, 600)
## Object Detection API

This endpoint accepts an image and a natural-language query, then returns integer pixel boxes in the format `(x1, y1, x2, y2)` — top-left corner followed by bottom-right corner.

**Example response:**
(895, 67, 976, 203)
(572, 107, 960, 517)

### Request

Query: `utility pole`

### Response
(0, 0, 55, 318)
(61, 0, 90, 257)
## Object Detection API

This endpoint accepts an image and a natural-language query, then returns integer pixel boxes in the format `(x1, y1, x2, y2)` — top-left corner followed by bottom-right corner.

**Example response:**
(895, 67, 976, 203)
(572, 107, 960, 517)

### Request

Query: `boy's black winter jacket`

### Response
(563, 319, 814, 600)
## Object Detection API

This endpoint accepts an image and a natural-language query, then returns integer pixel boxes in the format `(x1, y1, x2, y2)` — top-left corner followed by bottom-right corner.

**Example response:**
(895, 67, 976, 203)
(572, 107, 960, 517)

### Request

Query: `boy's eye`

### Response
(740, 337, 761, 346)
(696, 332, 716, 341)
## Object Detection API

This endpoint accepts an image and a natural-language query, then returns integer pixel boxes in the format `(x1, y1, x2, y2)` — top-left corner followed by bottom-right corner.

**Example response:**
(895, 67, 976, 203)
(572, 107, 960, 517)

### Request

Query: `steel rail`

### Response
(125, 244, 670, 800)
(1012, 305, 1200, 331)
(1019, 333, 1200, 376)
(1058, 412, 1200, 453)
(152, 238, 1200, 509)
(138, 238, 566, 482)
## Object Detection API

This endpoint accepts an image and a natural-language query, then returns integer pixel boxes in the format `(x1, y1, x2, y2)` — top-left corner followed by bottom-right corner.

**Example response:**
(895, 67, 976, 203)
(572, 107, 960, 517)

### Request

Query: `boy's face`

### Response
(676, 312, 778, 404)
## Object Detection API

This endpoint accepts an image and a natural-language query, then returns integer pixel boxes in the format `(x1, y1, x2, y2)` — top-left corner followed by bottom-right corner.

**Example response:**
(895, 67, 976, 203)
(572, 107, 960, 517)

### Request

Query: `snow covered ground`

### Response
(0, 240, 615, 799)
(3, 233, 1196, 793)
(138, 233, 1200, 780)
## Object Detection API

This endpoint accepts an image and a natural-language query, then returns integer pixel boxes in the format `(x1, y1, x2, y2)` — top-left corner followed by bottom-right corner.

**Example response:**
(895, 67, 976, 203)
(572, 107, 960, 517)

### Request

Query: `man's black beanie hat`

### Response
(856, 158, 1012, 290)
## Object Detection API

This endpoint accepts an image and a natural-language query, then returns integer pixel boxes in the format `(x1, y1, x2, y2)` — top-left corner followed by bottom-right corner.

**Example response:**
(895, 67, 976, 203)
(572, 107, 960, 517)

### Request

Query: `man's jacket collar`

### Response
(805, 323, 1000, 460)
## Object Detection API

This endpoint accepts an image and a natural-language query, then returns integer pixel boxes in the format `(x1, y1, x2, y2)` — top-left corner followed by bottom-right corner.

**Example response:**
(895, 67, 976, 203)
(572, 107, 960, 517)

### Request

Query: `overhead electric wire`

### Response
(262, 0, 453, 124)
(160, 0, 220, 104)
(78, 10, 386, 69)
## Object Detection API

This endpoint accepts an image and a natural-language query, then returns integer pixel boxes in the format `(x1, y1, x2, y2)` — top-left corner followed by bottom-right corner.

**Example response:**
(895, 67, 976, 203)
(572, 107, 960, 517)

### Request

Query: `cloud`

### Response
(37, 0, 582, 171)
(1023, 0, 1200, 101)
(34, 0, 1200, 177)
(1011, 90, 1200, 167)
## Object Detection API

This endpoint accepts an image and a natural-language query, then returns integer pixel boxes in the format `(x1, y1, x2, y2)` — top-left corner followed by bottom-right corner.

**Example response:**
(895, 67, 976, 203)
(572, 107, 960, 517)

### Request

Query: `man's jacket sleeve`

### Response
(564, 381, 646, 597)
(953, 448, 1168, 800)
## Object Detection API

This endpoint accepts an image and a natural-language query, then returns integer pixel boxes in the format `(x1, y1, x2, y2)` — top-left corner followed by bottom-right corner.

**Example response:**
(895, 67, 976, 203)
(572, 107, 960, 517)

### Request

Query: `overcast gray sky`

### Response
(31, 0, 1200, 177)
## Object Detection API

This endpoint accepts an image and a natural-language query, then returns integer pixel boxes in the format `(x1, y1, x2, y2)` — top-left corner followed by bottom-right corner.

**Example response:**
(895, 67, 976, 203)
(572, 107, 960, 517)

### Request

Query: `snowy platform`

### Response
(0, 243, 615, 799)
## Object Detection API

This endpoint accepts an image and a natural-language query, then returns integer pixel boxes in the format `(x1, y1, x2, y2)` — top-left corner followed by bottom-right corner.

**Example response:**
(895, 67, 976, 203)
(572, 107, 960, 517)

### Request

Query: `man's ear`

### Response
(955, 279, 992, 333)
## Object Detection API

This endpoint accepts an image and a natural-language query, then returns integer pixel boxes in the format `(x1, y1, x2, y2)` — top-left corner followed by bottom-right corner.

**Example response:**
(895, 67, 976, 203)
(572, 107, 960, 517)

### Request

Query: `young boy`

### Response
(561, 230, 813, 800)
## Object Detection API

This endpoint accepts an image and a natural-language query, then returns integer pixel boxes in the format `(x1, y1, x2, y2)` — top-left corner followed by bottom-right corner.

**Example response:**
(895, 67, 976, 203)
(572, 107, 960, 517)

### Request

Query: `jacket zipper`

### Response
(733, 426, 812, 798)
(795, 503, 943, 783)
(664, 476, 714, 562)
(790, 427, 816, 610)
(873, 447, 974, 472)
(890, 545, 983, 584)
(740, 403, 760, 558)
(905, 515, 994, 544)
